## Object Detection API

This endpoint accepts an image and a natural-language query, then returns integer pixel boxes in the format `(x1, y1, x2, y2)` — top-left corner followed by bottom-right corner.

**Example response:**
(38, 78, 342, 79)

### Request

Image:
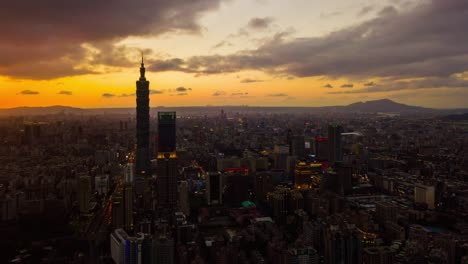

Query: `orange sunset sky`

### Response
(1, 0, 467, 108)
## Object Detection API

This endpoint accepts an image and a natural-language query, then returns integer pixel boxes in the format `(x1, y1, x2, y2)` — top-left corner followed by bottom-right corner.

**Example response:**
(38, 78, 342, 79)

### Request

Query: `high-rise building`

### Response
(285, 247, 319, 264)
(178, 181, 190, 216)
(157, 153, 178, 212)
(206, 172, 222, 205)
(154, 235, 175, 264)
(136, 58, 151, 177)
(274, 145, 290, 170)
(123, 183, 134, 231)
(110, 229, 151, 264)
(78, 175, 92, 214)
(158, 112, 176, 153)
(291, 135, 306, 158)
(328, 125, 343, 164)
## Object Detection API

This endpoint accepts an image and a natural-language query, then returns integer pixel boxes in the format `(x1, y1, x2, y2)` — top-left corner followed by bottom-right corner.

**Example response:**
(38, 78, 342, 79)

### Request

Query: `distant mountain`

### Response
(0, 99, 464, 116)
(343, 99, 430, 113)
(0, 105, 85, 116)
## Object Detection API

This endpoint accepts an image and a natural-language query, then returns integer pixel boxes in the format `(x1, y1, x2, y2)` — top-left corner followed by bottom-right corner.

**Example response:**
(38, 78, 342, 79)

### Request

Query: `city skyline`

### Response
(1, 0, 467, 109)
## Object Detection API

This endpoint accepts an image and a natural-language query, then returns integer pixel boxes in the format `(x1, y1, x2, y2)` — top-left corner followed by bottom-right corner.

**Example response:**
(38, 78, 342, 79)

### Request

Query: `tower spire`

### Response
(139, 52, 146, 80)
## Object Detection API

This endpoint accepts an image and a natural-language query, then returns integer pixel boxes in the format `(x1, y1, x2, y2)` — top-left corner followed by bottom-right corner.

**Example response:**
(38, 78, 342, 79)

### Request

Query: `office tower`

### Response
(110, 229, 150, 264)
(112, 194, 125, 229)
(156, 154, 177, 211)
(254, 172, 273, 202)
(274, 145, 289, 170)
(314, 137, 329, 161)
(206, 172, 222, 205)
(154, 235, 175, 264)
(291, 135, 306, 158)
(414, 184, 435, 209)
(78, 175, 92, 214)
(123, 183, 133, 231)
(158, 111, 176, 153)
(286, 247, 319, 264)
(178, 181, 190, 216)
(268, 187, 289, 225)
(328, 125, 343, 163)
(136, 58, 151, 177)
(324, 223, 361, 264)
(335, 163, 353, 195)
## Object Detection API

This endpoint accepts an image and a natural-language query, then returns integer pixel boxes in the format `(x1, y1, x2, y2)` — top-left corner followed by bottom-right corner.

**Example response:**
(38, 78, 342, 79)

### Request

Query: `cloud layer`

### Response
(0, 0, 227, 79)
(149, 1, 468, 92)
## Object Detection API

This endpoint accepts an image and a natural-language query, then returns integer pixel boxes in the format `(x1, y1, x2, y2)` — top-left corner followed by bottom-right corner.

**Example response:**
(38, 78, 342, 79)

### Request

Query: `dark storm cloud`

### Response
(323, 84, 333, 88)
(0, 0, 227, 79)
(240, 78, 263, 83)
(19, 90, 39, 95)
(102, 93, 115, 98)
(247, 17, 274, 30)
(58, 90, 72, 95)
(341, 84, 354, 88)
(150, 0, 468, 83)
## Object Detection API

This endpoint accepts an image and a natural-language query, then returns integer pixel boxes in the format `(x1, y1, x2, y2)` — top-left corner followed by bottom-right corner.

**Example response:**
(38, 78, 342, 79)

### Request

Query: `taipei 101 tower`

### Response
(135, 56, 150, 178)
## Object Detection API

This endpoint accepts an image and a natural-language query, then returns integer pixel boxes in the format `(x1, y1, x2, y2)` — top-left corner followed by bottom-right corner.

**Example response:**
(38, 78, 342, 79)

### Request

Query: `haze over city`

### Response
(1, 0, 467, 108)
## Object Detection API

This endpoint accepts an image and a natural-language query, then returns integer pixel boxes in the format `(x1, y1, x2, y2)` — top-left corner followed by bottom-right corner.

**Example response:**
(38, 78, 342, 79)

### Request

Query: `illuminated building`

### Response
(136, 58, 151, 177)
(294, 162, 322, 189)
(328, 125, 343, 164)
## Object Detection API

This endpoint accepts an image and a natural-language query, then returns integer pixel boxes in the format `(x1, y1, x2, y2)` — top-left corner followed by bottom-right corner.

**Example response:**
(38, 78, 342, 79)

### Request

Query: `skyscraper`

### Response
(158, 111, 176, 153)
(156, 112, 178, 214)
(328, 125, 343, 164)
(136, 57, 151, 177)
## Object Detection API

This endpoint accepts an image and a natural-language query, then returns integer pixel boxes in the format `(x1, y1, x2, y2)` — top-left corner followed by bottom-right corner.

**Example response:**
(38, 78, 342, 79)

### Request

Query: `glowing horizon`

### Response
(1, 0, 467, 109)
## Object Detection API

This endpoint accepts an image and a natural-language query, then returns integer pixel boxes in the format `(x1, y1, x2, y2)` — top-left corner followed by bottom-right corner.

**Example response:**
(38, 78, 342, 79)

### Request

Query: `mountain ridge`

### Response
(0, 99, 465, 116)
